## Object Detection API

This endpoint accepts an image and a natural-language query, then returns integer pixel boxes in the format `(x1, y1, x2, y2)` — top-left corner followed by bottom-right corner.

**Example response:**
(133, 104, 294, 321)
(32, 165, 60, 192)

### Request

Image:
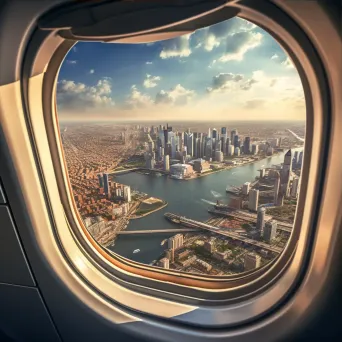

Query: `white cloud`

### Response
(195, 18, 256, 53)
(203, 34, 220, 51)
(282, 56, 294, 69)
(160, 34, 192, 59)
(207, 72, 258, 93)
(57, 79, 114, 110)
(218, 31, 263, 62)
(155, 84, 195, 105)
(146, 61, 153, 65)
(271, 53, 295, 69)
(126, 85, 153, 108)
(89, 69, 95, 74)
(143, 74, 161, 88)
(66, 60, 77, 65)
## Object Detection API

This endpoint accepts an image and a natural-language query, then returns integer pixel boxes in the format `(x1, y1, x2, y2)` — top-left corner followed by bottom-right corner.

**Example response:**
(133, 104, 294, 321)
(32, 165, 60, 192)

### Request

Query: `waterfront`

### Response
(110, 149, 303, 264)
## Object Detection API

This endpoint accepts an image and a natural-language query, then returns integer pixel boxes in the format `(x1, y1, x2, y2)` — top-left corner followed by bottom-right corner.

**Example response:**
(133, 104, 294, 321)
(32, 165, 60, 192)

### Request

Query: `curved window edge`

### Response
(2, 0, 337, 332)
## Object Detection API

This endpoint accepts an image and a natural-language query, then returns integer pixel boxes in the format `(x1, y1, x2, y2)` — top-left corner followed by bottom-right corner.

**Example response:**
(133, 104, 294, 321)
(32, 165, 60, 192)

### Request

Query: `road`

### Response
(165, 213, 283, 254)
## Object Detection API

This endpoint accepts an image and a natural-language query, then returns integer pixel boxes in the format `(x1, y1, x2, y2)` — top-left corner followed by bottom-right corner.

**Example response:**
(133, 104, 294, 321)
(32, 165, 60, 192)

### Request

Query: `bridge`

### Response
(208, 209, 292, 233)
(165, 213, 283, 254)
(116, 228, 201, 235)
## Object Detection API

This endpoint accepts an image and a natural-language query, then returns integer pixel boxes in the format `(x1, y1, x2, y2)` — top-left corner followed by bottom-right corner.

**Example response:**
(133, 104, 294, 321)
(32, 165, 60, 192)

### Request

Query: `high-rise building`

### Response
(164, 155, 170, 171)
(97, 173, 103, 188)
(103, 173, 110, 196)
(170, 134, 177, 158)
(293, 151, 299, 166)
(234, 135, 239, 148)
(291, 177, 300, 198)
(148, 141, 154, 153)
(274, 171, 281, 205)
(165, 248, 174, 262)
(263, 220, 277, 243)
(244, 137, 251, 154)
(242, 182, 251, 195)
(234, 147, 240, 156)
(168, 234, 184, 250)
(221, 127, 227, 138)
(208, 128, 211, 138)
(282, 149, 292, 178)
(252, 144, 258, 155)
(298, 151, 304, 167)
(123, 186, 131, 203)
(215, 150, 223, 162)
(244, 253, 261, 271)
(228, 144, 234, 156)
(256, 207, 266, 231)
(248, 189, 259, 211)
(216, 139, 222, 152)
(212, 128, 217, 140)
(186, 133, 194, 156)
(146, 154, 155, 169)
(158, 258, 169, 269)
(231, 129, 237, 143)
(260, 169, 265, 178)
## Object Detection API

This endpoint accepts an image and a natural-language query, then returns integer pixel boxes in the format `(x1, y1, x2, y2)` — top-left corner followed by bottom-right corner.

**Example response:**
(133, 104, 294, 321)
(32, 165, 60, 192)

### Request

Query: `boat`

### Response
(161, 239, 167, 246)
(133, 249, 140, 254)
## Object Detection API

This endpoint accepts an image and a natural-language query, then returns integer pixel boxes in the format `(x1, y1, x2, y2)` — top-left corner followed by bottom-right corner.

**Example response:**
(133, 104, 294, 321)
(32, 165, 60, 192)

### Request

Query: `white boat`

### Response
(133, 249, 140, 254)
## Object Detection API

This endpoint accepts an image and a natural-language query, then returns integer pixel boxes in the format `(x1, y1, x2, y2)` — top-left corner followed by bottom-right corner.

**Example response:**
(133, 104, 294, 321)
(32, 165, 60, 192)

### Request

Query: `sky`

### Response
(57, 17, 305, 122)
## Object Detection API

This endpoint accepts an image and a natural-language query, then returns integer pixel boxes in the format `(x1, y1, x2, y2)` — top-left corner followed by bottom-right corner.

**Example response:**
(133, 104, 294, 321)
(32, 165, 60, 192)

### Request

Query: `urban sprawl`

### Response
(61, 122, 304, 275)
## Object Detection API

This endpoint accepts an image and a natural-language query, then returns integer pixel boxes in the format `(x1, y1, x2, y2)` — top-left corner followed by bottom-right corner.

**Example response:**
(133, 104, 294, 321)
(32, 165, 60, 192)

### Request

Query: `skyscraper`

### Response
(187, 133, 194, 156)
(252, 144, 258, 155)
(298, 151, 304, 167)
(212, 128, 217, 140)
(103, 173, 110, 196)
(274, 171, 281, 205)
(244, 137, 251, 154)
(231, 129, 237, 143)
(263, 221, 277, 243)
(221, 127, 227, 139)
(164, 155, 170, 171)
(256, 207, 266, 232)
(248, 189, 259, 211)
(242, 182, 250, 195)
(123, 186, 131, 203)
(291, 177, 300, 198)
(282, 149, 293, 180)
(293, 151, 299, 166)
(97, 173, 103, 188)
(234, 135, 239, 148)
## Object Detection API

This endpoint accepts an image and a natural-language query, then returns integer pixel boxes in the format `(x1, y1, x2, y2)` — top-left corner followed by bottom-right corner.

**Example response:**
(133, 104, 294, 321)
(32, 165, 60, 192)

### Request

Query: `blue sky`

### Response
(57, 17, 305, 122)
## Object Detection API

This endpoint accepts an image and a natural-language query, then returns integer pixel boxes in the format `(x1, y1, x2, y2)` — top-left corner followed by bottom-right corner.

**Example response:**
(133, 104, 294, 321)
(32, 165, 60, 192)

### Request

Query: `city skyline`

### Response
(57, 17, 305, 123)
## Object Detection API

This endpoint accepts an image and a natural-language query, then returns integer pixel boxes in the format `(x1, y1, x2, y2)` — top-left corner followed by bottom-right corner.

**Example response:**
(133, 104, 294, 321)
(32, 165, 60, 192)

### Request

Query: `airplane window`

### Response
(56, 17, 305, 277)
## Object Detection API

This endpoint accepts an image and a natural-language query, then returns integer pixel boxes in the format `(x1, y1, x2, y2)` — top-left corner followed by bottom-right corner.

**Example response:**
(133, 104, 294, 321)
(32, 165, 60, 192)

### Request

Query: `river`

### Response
(109, 149, 303, 264)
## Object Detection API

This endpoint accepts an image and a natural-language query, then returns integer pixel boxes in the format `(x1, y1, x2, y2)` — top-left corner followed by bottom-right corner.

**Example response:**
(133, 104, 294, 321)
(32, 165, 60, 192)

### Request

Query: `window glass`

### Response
(57, 17, 305, 276)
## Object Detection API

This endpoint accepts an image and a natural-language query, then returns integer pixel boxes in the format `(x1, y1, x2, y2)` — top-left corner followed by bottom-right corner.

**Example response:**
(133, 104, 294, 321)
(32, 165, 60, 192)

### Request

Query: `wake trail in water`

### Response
(211, 190, 222, 198)
(201, 199, 217, 206)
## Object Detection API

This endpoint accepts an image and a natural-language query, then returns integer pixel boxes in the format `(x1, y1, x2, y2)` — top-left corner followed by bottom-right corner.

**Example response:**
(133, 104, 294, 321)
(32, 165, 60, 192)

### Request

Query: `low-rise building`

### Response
(170, 163, 194, 179)
(193, 158, 211, 173)
(196, 259, 212, 272)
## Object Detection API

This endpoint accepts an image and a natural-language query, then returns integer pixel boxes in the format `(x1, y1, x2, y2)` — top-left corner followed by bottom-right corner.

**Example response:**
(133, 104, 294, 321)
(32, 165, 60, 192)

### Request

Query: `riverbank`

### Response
(170, 153, 281, 181)
(130, 201, 168, 219)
